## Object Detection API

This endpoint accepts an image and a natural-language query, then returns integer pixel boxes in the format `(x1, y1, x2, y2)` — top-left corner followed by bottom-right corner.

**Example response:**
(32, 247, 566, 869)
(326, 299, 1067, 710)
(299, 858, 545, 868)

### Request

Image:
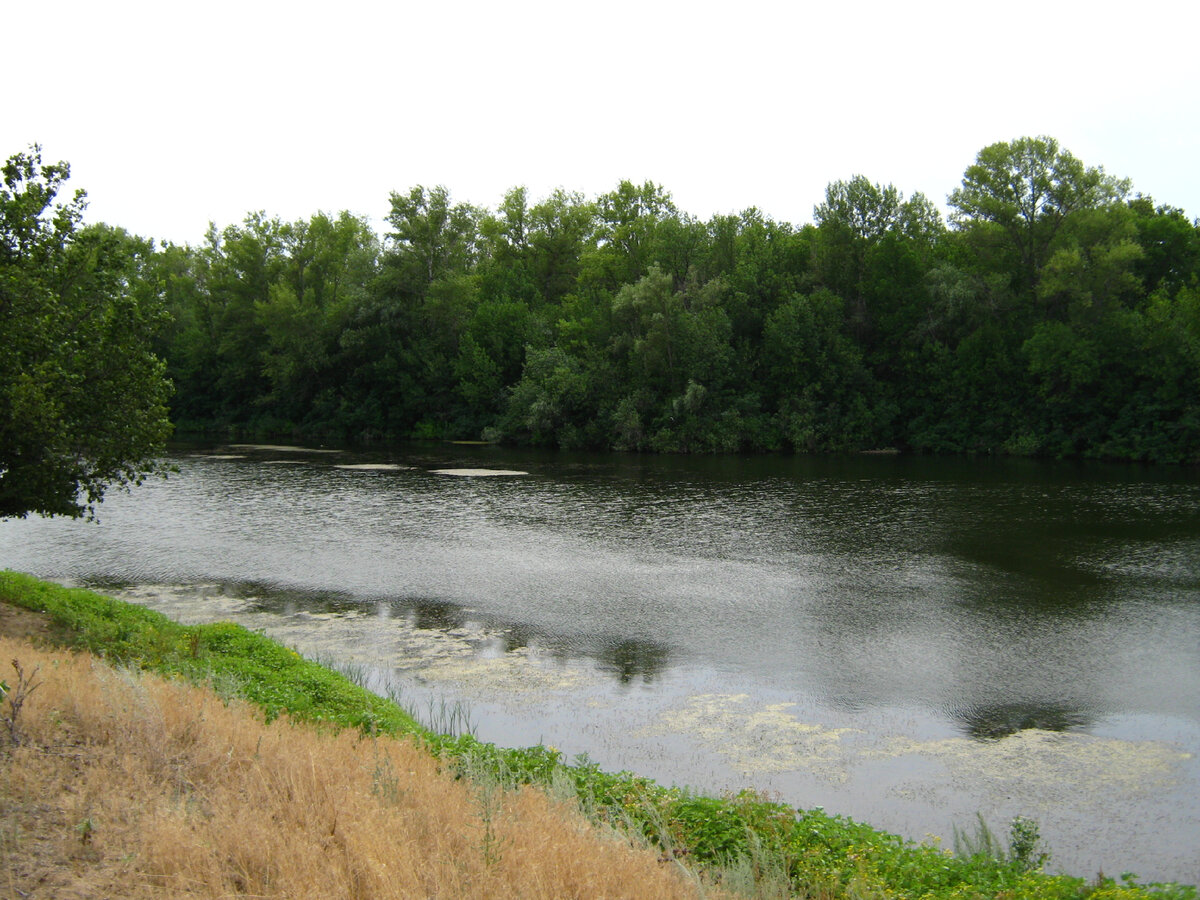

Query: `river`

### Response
(1, 442, 1197, 883)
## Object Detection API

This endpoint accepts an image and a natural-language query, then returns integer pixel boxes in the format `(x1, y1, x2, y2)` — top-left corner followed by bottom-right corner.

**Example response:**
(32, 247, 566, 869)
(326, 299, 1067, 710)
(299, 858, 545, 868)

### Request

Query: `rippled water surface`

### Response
(2, 443, 1198, 882)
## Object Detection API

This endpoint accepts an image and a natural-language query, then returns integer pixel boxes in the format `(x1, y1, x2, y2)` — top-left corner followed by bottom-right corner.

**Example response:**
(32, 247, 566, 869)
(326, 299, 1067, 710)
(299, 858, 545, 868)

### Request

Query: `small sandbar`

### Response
(193, 454, 246, 460)
(333, 463, 413, 471)
(429, 468, 528, 477)
(228, 444, 341, 454)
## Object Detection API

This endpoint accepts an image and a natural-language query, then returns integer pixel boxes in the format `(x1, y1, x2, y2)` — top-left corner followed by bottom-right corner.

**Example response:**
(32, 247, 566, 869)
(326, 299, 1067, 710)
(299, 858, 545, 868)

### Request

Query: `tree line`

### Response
(157, 136, 1200, 461)
(13, 137, 1200, 496)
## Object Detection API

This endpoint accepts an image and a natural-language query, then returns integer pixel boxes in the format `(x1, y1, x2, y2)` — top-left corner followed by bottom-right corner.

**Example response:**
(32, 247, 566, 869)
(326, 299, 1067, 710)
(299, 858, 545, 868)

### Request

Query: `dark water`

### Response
(2, 443, 1198, 882)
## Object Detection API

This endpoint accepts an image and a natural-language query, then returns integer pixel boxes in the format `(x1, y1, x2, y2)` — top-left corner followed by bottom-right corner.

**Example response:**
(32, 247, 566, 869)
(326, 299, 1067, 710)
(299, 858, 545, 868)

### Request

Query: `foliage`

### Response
(954, 812, 1050, 874)
(6, 137, 1192, 472)
(0, 146, 173, 518)
(118, 135, 1198, 463)
(949, 135, 1131, 296)
(763, 289, 880, 450)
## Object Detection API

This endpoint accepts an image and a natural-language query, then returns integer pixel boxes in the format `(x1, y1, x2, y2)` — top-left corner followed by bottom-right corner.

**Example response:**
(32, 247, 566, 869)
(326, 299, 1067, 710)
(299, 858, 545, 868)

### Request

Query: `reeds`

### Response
(0, 636, 710, 899)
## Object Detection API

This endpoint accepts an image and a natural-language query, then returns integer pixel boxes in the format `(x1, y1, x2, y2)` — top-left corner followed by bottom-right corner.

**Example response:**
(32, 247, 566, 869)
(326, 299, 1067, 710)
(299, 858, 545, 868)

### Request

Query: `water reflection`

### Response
(82, 573, 680, 689)
(596, 637, 672, 684)
(405, 599, 465, 633)
(957, 702, 1092, 740)
(2, 444, 1198, 735)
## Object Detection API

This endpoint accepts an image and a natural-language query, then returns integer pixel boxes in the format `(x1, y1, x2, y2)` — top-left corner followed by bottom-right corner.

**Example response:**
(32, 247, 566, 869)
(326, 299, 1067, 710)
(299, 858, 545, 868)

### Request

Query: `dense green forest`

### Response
(146, 137, 1200, 461)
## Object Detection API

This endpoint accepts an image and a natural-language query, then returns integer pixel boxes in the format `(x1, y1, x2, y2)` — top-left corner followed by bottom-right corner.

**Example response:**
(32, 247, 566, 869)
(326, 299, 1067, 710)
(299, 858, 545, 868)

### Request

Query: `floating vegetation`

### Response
(429, 468, 529, 477)
(333, 463, 413, 471)
(642, 692, 1195, 823)
(867, 730, 1193, 803)
(642, 693, 860, 781)
(415, 647, 595, 695)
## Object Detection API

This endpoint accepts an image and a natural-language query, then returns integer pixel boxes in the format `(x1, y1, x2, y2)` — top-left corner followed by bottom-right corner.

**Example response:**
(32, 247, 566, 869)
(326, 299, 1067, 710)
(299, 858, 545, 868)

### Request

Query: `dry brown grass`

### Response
(0, 636, 712, 899)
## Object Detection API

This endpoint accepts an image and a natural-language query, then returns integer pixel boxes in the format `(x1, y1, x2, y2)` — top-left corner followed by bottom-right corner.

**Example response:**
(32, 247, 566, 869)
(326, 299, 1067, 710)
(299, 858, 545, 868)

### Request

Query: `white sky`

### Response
(6, 0, 1198, 246)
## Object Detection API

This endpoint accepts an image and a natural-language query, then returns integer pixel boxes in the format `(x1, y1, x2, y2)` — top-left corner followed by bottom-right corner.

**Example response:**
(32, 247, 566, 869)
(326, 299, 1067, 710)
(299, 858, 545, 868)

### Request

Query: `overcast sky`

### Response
(6, 0, 1197, 246)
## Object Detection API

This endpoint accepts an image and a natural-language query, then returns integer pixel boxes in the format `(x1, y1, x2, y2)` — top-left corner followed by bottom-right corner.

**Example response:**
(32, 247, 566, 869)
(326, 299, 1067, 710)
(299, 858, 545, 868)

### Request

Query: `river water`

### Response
(2, 443, 1197, 883)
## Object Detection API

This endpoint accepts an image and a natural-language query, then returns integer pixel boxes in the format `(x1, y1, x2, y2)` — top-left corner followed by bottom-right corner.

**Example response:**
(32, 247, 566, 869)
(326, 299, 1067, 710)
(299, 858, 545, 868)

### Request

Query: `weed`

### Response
(454, 749, 510, 868)
(2, 658, 42, 745)
(415, 695, 477, 738)
(952, 812, 1006, 863)
(476, 779, 506, 868)
(370, 744, 403, 806)
(953, 813, 1050, 875)
(707, 827, 792, 899)
(314, 653, 371, 690)
(383, 683, 405, 709)
(76, 817, 95, 846)
(1008, 815, 1050, 873)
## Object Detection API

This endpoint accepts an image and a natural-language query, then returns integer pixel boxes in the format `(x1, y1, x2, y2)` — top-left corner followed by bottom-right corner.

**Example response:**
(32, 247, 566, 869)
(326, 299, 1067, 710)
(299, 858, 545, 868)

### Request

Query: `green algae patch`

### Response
(641, 692, 861, 780)
(76, 582, 601, 706)
(413, 648, 596, 693)
(868, 729, 1192, 800)
(644, 692, 1192, 805)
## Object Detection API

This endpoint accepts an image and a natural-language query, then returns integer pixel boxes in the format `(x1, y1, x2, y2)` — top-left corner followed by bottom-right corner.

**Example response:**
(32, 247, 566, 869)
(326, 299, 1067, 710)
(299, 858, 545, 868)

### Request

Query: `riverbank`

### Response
(1, 571, 1194, 899)
(0, 632, 704, 898)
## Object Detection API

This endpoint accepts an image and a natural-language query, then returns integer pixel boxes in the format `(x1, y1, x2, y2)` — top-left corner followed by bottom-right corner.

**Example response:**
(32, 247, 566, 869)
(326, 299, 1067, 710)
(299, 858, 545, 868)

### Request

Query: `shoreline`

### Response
(2, 570, 1195, 899)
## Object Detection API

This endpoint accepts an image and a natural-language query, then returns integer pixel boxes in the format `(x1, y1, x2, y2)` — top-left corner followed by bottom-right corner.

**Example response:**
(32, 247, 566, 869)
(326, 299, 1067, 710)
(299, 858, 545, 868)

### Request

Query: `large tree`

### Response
(0, 146, 173, 518)
(948, 136, 1129, 296)
(384, 185, 480, 291)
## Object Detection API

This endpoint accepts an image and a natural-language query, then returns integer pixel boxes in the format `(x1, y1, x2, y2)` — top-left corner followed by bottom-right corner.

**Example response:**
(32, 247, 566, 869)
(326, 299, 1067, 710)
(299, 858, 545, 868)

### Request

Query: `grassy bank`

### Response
(0, 634, 708, 898)
(2, 571, 1195, 899)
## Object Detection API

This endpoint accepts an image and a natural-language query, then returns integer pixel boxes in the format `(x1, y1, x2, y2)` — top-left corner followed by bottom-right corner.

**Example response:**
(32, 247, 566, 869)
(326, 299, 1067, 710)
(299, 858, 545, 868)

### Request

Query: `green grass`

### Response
(2, 570, 1195, 900)
(0, 571, 419, 735)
